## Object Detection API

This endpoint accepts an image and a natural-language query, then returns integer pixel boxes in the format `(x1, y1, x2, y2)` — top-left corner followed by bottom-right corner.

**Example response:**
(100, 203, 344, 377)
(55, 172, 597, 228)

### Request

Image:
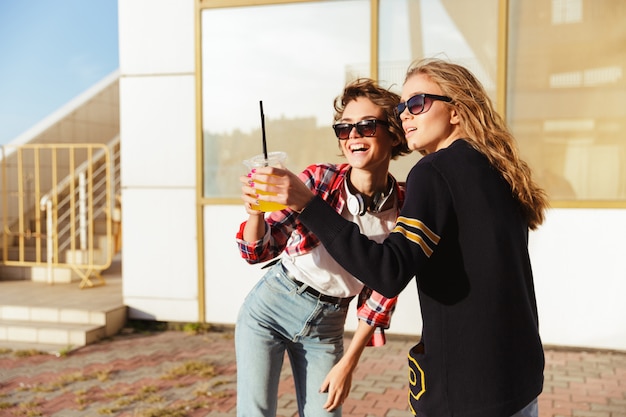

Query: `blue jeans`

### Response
(511, 398, 538, 417)
(235, 263, 349, 417)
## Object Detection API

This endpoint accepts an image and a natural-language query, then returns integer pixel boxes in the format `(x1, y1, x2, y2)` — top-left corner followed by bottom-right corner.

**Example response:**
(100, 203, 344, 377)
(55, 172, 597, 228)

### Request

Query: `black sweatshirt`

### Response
(298, 139, 544, 417)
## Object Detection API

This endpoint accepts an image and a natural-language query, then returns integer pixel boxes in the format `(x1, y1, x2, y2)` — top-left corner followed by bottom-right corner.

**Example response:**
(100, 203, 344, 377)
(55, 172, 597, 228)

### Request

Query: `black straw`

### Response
(259, 100, 268, 161)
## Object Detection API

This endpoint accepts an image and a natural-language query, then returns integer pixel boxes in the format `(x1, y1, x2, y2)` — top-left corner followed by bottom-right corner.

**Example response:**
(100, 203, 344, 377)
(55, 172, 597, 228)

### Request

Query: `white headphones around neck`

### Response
(345, 172, 395, 216)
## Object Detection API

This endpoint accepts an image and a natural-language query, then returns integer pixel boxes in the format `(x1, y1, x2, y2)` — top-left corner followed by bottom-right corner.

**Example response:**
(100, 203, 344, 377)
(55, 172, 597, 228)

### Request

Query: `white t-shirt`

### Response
(281, 186, 397, 298)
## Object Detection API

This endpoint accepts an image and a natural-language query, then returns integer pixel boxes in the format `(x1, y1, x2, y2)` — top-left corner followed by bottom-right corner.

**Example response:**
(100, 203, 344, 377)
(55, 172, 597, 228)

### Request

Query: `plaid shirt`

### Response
(236, 163, 405, 346)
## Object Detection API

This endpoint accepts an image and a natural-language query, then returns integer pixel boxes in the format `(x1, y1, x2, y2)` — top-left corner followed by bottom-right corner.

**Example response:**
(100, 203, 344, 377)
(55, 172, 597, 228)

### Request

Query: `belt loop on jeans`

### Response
(280, 263, 354, 307)
(295, 281, 308, 295)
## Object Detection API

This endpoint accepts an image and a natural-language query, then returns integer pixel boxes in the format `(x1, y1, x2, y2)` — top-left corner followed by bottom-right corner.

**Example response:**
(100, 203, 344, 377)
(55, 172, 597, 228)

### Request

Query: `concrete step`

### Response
(0, 254, 125, 354)
(0, 304, 127, 353)
(0, 320, 106, 349)
(0, 339, 79, 355)
(0, 303, 126, 326)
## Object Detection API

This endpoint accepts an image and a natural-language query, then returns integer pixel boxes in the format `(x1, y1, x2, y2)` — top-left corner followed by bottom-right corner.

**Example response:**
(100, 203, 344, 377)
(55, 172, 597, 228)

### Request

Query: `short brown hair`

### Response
(334, 78, 410, 159)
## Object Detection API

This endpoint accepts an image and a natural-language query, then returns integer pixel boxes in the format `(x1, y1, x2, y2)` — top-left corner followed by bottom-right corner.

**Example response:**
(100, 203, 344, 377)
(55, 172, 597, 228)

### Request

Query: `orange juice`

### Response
(251, 183, 287, 212)
(244, 152, 288, 212)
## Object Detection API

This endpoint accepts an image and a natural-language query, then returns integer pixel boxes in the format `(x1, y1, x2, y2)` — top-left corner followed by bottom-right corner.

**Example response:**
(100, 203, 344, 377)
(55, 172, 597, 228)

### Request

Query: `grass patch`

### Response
(13, 349, 46, 358)
(125, 320, 169, 333)
(56, 345, 74, 357)
(161, 360, 216, 379)
(22, 368, 115, 394)
(0, 401, 14, 409)
(15, 399, 43, 416)
(134, 400, 209, 417)
(97, 406, 119, 415)
(180, 322, 212, 335)
(115, 385, 164, 407)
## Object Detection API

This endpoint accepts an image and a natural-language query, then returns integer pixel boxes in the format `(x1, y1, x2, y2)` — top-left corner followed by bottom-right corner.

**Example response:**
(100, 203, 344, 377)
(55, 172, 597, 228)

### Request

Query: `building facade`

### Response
(118, 0, 626, 350)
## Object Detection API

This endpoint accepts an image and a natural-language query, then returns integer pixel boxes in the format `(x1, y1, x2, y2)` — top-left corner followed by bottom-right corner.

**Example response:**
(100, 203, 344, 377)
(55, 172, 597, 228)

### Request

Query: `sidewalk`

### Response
(1, 327, 625, 417)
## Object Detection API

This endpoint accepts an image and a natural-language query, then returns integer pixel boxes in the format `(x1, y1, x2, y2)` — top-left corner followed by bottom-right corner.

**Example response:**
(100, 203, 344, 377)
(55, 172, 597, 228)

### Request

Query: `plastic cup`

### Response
(243, 151, 288, 212)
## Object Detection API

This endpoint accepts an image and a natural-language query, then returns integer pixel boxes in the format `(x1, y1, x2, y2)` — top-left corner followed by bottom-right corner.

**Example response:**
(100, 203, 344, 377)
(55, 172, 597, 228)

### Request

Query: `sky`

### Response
(0, 0, 119, 145)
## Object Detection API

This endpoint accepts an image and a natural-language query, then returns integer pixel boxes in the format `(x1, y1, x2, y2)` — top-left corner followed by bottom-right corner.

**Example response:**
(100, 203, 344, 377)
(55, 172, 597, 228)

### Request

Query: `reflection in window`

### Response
(201, 1, 370, 198)
(509, 0, 626, 201)
(552, 0, 583, 24)
(550, 66, 623, 88)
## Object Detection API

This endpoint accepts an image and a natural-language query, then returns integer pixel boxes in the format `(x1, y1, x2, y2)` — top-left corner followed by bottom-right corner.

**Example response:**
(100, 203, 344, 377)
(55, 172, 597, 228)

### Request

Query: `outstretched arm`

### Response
(251, 164, 449, 298)
(250, 166, 414, 297)
(320, 320, 376, 411)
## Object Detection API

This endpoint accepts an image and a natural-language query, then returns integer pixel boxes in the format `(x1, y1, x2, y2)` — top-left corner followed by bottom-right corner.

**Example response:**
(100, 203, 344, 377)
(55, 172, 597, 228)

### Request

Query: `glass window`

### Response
(508, 0, 626, 202)
(201, 0, 625, 204)
(379, 0, 499, 180)
(201, 1, 370, 198)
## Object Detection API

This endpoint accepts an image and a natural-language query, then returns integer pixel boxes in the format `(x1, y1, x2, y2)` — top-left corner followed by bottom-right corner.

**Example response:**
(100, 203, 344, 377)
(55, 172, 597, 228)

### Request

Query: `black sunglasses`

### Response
(332, 119, 389, 140)
(396, 93, 452, 117)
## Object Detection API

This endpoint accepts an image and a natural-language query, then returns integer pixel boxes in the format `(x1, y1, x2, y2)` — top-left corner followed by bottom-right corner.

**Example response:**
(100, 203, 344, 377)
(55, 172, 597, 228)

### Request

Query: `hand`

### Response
(320, 360, 353, 411)
(250, 167, 315, 212)
(239, 174, 263, 215)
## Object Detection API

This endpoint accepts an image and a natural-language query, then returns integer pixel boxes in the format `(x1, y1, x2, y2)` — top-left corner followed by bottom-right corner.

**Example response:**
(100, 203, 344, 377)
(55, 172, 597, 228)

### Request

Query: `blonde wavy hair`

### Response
(405, 58, 548, 229)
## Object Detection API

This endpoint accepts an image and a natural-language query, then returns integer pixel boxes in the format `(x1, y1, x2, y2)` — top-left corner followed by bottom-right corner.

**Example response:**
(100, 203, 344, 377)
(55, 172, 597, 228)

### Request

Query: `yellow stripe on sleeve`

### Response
(396, 216, 440, 244)
(392, 225, 434, 257)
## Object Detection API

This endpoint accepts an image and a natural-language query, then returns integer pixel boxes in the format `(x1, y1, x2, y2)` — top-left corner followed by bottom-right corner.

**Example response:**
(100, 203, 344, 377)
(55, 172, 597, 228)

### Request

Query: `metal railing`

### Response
(1, 138, 121, 287)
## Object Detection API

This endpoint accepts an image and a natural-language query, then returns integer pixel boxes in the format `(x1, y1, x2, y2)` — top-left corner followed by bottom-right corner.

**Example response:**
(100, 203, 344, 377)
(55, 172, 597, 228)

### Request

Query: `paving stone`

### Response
(0, 329, 624, 417)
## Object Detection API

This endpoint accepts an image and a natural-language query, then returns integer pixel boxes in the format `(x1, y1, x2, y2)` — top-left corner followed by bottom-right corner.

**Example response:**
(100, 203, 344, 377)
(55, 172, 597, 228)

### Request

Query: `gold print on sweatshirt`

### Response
(408, 353, 426, 415)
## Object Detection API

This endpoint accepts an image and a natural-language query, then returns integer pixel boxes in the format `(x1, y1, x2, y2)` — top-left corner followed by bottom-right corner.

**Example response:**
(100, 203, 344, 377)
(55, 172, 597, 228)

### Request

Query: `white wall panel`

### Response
(118, 0, 194, 75)
(119, 75, 196, 187)
(125, 298, 198, 322)
(122, 188, 198, 320)
(530, 208, 626, 351)
(203, 205, 259, 324)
